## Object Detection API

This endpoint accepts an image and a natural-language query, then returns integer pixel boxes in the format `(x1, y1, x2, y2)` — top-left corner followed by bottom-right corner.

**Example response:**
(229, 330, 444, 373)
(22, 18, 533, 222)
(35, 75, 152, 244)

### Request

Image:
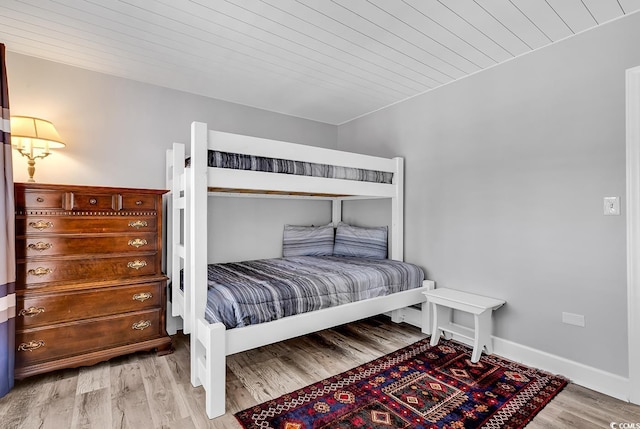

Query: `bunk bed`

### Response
(164, 122, 435, 419)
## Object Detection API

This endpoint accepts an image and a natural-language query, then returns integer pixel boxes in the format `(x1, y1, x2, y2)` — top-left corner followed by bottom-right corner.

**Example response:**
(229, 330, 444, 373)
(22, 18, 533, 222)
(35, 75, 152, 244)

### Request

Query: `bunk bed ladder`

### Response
(171, 142, 190, 333)
(165, 146, 185, 335)
(164, 149, 175, 334)
(390, 156, 404, 262)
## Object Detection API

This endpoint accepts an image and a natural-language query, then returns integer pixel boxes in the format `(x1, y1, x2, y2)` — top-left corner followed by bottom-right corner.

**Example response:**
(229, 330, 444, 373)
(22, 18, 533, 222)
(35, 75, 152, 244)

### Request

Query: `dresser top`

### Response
(15, 182, 168, 195)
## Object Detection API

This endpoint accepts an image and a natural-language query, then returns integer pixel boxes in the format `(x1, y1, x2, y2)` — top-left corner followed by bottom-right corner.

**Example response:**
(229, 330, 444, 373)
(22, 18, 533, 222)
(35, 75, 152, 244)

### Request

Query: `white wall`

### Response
(6, 51, 336, 260)
(339, 13, 640, 377)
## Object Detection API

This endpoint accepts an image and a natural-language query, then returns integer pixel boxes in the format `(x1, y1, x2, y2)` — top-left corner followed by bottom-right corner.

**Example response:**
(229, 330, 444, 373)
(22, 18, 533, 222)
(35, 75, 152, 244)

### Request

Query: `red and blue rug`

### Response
(235, 337, 568, 428)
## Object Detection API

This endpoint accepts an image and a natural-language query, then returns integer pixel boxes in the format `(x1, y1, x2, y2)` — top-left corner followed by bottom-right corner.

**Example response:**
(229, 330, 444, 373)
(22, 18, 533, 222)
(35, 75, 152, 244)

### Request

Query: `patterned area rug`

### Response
(235, 338, 568, 429)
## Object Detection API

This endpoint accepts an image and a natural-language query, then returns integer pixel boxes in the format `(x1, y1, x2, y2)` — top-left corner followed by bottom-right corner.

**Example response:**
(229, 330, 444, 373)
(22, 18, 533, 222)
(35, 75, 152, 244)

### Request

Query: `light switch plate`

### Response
(562, 312, 585, 327)
(604, 197, 620, 216)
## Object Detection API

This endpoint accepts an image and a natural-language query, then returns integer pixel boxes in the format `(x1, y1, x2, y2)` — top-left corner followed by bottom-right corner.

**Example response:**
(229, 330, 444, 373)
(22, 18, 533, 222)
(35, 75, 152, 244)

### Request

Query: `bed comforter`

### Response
(201, 256, 424, 328)
(185, 150, 394, 184)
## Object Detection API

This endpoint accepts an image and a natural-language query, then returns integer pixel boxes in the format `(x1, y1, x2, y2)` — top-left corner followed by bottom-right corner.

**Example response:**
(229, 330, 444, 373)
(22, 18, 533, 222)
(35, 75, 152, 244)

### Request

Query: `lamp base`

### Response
(27, 158, 36, 182)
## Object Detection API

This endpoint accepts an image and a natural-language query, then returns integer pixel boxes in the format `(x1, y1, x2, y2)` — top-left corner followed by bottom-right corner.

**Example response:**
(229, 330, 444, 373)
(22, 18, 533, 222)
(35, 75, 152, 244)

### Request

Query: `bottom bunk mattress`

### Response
(200, 256, 425, 329)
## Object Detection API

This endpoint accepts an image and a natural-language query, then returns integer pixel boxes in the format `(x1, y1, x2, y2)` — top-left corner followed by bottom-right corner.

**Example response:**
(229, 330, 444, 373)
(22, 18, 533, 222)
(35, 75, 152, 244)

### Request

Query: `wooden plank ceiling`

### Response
(1, 0, 639, 124)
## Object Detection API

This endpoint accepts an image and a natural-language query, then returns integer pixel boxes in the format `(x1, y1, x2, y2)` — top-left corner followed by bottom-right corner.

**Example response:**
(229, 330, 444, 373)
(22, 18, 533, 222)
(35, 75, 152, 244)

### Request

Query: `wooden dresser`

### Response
(14, 183, 172, 378)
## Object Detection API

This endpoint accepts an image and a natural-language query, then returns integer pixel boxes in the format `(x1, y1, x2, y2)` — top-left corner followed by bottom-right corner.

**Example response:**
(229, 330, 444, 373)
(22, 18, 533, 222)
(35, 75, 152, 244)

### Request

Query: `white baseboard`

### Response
(446, 328, 631, 403)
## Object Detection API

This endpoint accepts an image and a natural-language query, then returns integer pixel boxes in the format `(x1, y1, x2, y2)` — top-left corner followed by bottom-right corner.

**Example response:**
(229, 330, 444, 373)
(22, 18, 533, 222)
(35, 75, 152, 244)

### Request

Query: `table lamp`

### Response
(10, 116, 66, 182)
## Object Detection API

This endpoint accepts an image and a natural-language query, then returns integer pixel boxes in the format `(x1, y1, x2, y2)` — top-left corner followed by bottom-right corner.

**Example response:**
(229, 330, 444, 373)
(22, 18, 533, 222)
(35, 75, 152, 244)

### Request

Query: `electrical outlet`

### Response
(562, 312, 585, 327)
(604, 197, 620, 215)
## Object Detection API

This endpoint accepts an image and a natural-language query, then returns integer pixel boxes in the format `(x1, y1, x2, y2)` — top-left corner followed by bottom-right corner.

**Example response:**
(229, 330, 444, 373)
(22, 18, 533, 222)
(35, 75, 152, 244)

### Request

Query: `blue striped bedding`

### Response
(186, 150, 394, 184)
(202, 256, 424, 329)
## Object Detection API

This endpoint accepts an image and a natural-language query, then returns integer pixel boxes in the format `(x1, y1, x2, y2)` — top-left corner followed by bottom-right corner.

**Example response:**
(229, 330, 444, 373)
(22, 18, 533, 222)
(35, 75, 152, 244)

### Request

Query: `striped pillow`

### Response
(282, 224, 335, 257)
(333, 223, 388, 259)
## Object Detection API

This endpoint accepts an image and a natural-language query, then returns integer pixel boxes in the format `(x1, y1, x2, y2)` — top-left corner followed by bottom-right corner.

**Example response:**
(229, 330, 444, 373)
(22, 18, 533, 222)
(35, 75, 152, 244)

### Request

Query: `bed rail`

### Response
(207, 129, 397, 172)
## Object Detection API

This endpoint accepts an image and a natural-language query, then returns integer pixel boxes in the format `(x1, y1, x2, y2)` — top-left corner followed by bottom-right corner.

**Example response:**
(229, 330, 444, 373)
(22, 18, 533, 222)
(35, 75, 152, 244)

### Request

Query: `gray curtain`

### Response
(0, 42, 16, 397)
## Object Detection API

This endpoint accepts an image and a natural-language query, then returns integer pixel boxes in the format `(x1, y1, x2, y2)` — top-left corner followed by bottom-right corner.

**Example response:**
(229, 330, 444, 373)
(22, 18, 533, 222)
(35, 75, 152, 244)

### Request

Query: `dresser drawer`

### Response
(17, 233, 158, 258)
(17, 254, 160, 286)
(17, 215, 158, 235)
(17, 188, 162, 212)
(16, 189, 67, 210)
(70, 191, 119, 211)
(122, 194, 157, 211)
(16, 309, 163, 367)
(17, 281, 164, 329)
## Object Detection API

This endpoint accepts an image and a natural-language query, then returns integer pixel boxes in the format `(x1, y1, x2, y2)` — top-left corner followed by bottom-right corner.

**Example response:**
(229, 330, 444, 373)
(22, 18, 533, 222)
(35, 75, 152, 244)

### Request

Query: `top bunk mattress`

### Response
(186, 150, 394, 184)
(202, 256, 424, 329)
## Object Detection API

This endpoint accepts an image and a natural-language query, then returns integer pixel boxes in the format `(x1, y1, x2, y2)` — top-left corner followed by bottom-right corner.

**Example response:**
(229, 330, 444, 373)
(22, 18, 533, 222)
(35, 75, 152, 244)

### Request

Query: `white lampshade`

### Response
(10, 116, 66, 150)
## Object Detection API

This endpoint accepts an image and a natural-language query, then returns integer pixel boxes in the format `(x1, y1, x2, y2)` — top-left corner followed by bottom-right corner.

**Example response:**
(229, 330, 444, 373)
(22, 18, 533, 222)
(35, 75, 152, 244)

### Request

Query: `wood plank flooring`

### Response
(1, 316, 639, 428)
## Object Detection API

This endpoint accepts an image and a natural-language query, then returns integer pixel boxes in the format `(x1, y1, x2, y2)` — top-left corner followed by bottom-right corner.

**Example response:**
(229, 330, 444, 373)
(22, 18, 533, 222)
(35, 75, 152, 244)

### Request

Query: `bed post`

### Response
(331, 198, 342, 225)
(391, 157, 406, 324)
(204, 321, 227, 418)
(422, 280, 436, 334)
(190, 121, 209, 388)
(391, 157, 404, 262)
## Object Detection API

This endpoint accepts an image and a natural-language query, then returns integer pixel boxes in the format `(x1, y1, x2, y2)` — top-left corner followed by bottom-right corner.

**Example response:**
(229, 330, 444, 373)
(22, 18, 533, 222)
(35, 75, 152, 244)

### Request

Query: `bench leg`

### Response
(429, 303, 440, 346)
(430, 304, 452, 347)
(421, 300, 431, 335)
(472, 310, 493, 363)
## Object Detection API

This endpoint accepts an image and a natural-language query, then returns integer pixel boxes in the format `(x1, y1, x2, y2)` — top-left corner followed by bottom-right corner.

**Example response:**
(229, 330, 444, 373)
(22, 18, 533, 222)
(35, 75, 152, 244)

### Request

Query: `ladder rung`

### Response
(176, 244, 185, 258)
(174, 196, 185, 209)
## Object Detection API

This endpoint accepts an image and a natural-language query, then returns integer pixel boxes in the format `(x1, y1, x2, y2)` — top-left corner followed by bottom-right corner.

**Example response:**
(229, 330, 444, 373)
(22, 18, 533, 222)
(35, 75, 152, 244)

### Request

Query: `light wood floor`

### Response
(1, 316, 639, 428)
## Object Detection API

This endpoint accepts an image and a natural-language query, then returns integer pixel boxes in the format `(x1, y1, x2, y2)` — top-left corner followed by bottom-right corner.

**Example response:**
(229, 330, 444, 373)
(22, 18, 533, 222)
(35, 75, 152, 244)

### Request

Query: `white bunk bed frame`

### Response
(165, 122, 435, 419)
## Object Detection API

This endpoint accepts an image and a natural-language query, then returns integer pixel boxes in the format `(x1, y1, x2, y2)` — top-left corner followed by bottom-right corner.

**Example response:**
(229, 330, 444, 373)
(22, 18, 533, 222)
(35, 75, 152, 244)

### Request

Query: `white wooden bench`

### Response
(424, 288, 505, 363)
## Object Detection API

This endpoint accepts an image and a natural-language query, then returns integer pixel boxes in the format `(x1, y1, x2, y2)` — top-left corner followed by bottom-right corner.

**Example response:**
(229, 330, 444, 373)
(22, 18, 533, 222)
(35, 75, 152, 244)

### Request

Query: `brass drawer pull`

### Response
(132, 320, 151, 330)
(27, 267, 52, 277)
(133, 292, 153, 302)
(128, 220, 148, 229)
(18, 340, 45, 352)
(89, 198, 97, 205)
(19, 306, 45, 317)
(29, 220, 53, 230)
(28, 242, 53, 251)
(128, 238, 148, 248)
(127, 260, 147, 270)
(36, 197, 45, 203)
(135, 200, 143, 205)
